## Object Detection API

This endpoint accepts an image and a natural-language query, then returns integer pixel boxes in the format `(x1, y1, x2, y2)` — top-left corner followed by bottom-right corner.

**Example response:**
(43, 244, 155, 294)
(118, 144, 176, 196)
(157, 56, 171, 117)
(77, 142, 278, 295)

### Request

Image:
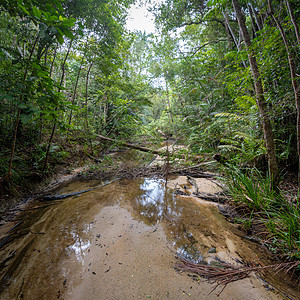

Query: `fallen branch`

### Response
(184, 172, 216, 178)
(196, 192, 227, 203)
(169, 162, 215, 175)
(86, 153, 101, 163)
(42, 178, 120, 201)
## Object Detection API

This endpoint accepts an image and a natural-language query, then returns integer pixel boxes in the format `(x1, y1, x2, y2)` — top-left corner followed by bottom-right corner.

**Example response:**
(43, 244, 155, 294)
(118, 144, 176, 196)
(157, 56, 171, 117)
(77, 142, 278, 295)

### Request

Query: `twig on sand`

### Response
(175, 256, 299, 296)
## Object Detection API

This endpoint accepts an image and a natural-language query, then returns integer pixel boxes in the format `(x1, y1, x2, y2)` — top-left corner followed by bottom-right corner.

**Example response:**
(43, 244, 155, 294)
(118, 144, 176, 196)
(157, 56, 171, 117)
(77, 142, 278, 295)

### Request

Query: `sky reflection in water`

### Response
(136, 178, 202, 263)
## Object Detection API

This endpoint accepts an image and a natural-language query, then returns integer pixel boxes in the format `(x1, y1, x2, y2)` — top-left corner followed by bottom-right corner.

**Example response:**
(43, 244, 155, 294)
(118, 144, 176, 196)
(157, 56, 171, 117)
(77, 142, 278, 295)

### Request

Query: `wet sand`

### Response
(67, 206, 279, 300)
(0, 176, 298, 299)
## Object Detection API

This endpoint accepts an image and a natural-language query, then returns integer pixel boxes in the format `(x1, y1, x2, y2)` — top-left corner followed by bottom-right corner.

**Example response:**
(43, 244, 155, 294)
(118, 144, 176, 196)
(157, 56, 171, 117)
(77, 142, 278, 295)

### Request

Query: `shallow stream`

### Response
(0, 176, 299, 299)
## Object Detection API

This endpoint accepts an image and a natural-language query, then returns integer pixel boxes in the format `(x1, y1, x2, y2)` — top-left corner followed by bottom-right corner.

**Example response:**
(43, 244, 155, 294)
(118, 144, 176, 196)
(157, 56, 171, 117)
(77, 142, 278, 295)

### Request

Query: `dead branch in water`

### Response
(42, 178, 120, 201)
(175, 256, 300, 296)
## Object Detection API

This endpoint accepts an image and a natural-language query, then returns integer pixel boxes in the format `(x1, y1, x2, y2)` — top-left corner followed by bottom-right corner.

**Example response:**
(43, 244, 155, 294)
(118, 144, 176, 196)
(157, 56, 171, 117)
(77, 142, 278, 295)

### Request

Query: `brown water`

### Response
(0, 176, 299, 299)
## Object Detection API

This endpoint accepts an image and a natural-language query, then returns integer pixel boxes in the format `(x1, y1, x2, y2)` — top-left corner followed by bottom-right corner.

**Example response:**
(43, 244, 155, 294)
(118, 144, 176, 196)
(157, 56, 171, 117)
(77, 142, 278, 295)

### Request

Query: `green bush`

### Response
(223, 166, 300, 260)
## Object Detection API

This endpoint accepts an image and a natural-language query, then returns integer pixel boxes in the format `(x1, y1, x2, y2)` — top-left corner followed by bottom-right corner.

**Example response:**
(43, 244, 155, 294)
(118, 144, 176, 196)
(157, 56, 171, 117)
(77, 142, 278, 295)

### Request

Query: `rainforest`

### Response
(0, 0, 299, 299)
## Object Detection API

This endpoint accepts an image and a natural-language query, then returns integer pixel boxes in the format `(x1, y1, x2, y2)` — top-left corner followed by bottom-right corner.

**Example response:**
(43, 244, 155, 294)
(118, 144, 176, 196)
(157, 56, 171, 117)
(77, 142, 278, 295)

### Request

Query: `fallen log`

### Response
(96, 134, 203, 161)
(96, 134, 161, 155)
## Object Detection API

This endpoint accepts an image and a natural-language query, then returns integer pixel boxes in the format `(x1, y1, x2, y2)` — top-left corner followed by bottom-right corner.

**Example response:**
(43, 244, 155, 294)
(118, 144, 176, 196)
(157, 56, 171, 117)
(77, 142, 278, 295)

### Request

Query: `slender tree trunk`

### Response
(4, 36, 39, 181)
(268, 0, 300, 189)
(285, 0, 300, 44)
(44, 40, 73, 170)
(103, 92, 108, 128)
(223, 10, 247, 68)
(248, 4, 258, 37)
(224, 22, 233, 48)
(44, 48, 48, 66)
(50, 46, 57, 78)
(249, 3, 262, 31)
(68, 56, 84, 126)
(85, 62, 94, 154)
(223, 11, 239, 48)
(84, 62, 93, 129)
(165, 80, 174, 124)
(232, 0, 278, 182)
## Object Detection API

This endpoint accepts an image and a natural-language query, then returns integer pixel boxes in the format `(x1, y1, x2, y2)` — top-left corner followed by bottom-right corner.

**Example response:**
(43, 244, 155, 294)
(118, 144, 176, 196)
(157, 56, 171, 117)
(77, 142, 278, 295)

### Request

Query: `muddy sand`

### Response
(0, 176, 298, 299)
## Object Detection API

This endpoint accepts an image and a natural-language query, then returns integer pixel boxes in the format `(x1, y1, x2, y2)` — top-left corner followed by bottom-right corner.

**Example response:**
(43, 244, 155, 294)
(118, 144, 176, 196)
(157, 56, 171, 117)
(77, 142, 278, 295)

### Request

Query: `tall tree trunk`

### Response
(232, 0, 278, 182)
(103, 92, 108, 129)
(268, 0, 300, 190)
(223, 11, 239, 48)
(44, 40, 73, 170)
(50, 46, 57, 78)
(44, 48, 48, 66)
(248, 4, 259, 37)
(84, 62, 93, 129)
(224, 22, 233, 49)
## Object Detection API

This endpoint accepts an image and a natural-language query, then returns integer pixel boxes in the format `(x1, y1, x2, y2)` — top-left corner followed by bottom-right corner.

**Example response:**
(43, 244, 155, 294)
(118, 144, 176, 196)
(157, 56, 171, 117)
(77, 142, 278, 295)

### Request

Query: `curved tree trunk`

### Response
(232, 0, 278, 182)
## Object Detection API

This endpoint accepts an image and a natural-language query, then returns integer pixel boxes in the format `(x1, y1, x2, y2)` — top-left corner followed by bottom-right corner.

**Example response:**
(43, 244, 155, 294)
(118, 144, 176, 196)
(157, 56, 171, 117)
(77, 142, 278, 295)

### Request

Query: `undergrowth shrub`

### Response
(223, 166, 276, 211)
(264, 197, 300, 260)
(223, 166, 300, 261)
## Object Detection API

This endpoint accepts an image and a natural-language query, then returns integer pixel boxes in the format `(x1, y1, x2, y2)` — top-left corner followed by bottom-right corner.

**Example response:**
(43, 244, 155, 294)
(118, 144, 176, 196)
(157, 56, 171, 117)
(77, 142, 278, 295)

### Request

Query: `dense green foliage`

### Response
(0, 0, 156, 191)
(151, 0, 299, 168)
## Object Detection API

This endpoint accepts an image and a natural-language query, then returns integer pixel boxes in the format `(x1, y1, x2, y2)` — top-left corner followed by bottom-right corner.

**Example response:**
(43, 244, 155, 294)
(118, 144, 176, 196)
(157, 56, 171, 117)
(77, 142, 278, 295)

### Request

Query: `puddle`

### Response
(0, 177, 299, 299)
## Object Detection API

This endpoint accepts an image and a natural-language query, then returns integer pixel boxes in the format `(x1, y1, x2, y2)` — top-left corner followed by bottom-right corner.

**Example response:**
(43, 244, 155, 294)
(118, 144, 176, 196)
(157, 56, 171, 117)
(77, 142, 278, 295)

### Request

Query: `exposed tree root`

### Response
(187, 175, 228, 203)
